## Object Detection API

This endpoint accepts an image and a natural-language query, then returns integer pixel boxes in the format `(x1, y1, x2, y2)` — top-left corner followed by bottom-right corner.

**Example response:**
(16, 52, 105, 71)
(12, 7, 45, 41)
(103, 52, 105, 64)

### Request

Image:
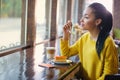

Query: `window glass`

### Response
(0, 0, 22, 51)
(57, 0, 67, 37)
(35, 0, 47, 43)
(85, 0, 113, 13)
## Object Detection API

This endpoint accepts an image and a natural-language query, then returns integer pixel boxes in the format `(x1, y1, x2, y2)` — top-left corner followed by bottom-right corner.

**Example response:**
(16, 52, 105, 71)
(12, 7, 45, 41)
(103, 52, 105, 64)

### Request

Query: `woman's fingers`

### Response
(64, 22, 72, 30)
(63, 20, 72, 34)
(67, 20, 72, 27)
(62, 20, 72, 40)
(63, 25, 70, 33)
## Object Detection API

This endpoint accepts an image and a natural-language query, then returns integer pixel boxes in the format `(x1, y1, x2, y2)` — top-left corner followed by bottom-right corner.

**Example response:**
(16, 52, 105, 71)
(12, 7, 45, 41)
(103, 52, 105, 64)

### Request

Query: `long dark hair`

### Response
(89, 3, 113, 57)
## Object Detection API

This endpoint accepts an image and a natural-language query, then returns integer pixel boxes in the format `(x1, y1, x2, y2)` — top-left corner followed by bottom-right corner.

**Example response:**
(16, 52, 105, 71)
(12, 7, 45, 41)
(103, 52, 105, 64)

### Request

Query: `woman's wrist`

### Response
(62, 36, 69, 41)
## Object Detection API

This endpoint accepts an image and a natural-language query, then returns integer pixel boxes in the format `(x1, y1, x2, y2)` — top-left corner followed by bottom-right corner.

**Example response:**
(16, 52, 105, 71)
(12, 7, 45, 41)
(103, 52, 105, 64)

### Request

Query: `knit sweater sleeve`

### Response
(97, 38, 119, 80)
(60, 38, 80, 58)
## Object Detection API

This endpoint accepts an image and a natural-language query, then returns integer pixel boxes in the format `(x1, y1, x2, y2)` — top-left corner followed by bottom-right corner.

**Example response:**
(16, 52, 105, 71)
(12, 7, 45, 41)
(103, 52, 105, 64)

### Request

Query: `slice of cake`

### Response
(54, 56, 67, 62)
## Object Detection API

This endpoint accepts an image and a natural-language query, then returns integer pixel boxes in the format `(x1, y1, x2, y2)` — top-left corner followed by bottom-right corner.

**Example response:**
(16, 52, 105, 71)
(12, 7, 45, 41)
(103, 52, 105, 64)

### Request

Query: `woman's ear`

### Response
(95, 19, 102, 26)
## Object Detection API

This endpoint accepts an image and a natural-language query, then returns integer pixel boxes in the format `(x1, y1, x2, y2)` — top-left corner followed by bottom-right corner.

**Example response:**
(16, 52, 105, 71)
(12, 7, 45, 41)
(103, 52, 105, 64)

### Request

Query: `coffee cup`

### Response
(46, 47, 55, 59)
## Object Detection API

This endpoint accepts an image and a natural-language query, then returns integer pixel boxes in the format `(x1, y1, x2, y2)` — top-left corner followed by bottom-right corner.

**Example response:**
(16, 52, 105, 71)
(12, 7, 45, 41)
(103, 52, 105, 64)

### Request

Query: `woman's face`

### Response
(80, 7, 97, 31)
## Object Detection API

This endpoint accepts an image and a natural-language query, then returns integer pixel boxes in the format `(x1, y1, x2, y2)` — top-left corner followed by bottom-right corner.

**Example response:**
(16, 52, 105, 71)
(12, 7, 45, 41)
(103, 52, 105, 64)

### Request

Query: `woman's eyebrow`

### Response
(83, 14, 89, 16)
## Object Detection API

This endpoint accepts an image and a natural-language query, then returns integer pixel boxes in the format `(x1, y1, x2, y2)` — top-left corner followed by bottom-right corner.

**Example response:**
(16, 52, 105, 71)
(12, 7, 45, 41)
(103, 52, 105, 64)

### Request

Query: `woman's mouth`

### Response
(80, 23, 84, 27)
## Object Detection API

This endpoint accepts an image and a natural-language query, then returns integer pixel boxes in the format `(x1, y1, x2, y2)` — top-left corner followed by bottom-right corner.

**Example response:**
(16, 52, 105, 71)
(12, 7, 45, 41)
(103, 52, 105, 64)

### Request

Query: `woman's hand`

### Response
(63, 20, 72, 40)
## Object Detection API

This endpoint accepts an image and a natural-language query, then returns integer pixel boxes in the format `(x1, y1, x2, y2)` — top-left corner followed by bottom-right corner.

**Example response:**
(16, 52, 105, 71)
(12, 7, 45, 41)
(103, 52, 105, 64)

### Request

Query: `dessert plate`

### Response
(52, 60, 72, 65)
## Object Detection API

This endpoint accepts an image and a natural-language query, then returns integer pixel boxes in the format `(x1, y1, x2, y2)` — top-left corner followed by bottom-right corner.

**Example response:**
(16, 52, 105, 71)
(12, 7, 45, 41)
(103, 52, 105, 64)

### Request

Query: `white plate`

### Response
(52, 60, 72, 65)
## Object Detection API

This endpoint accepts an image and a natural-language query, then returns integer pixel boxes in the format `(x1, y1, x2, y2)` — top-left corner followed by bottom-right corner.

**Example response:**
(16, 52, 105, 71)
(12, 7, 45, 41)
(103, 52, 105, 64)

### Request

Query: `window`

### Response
(0, 0, 27, 51)
(57, 0, 67, 37)
(85, 0, 113, 13)
(35, 0, 48, 43)
(0, 1, 27, 80)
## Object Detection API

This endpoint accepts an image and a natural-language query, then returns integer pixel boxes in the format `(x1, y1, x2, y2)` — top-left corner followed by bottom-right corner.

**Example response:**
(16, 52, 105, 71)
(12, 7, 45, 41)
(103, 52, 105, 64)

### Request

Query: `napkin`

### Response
(38, 63, 55, 68)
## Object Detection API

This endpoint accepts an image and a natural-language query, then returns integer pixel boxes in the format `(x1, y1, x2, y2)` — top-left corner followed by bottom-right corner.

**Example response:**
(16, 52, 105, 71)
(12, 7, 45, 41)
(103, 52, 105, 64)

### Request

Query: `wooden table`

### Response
(37, 62, 81, 80)
(24, 45, 81, 80)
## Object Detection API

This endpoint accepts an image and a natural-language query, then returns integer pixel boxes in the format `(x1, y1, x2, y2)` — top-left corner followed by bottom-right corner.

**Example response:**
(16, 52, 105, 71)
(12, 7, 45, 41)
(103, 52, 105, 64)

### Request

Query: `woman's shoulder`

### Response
(77, 32, 90, 41)
(80, 32, 90, 38)
(105, 35, 115, 46)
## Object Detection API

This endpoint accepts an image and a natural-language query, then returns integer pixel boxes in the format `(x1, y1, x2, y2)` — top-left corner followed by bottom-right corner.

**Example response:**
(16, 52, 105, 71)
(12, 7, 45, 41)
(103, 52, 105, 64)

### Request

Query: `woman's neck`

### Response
(89, 29, 100, 41)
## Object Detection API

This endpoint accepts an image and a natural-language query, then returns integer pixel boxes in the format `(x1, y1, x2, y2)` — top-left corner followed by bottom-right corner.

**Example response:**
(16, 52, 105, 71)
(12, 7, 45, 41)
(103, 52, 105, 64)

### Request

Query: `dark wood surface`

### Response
(37, 62, 80, 80)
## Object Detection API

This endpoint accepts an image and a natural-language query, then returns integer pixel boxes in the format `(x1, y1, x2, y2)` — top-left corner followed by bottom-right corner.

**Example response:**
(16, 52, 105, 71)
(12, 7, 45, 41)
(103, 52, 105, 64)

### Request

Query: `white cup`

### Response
(46, 47, 55, 59)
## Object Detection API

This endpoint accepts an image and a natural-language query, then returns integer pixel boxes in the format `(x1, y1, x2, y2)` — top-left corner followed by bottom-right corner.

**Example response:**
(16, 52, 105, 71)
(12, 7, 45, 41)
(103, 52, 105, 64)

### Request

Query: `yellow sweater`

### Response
(60, 32, 118, 80)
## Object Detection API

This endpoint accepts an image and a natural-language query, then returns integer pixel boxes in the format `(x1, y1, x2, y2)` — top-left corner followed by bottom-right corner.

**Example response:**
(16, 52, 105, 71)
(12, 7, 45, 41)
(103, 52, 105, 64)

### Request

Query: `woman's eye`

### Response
(84, 16, 89, 19)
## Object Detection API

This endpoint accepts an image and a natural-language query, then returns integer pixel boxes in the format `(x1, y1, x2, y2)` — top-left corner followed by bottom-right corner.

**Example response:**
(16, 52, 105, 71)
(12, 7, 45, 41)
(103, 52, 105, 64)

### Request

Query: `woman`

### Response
(60, 3, 118, 80)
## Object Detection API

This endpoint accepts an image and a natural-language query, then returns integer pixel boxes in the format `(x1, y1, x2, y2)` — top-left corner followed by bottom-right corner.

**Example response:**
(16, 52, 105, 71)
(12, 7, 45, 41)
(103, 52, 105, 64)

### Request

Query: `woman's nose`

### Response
(80, 17, 83, 23)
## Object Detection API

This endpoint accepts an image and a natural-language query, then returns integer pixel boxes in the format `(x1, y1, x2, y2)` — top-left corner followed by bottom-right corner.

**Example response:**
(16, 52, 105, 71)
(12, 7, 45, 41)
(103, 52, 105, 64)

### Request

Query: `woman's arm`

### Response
(60, 38, 80, 58)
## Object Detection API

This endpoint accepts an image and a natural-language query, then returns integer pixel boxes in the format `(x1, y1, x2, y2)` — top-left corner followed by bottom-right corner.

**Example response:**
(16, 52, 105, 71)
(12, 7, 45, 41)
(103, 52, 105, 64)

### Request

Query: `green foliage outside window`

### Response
(1, 0, 21, 17)
(113, 28, 120, 54)
(113, 28, 120, 40)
